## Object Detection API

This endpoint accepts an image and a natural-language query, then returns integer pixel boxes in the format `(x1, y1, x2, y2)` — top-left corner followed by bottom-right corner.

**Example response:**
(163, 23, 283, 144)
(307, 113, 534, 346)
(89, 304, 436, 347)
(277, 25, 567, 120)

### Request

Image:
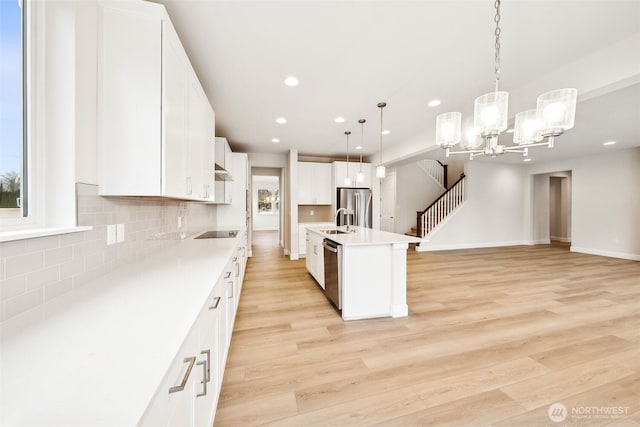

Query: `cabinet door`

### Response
(315, 164, 333, 204)
(194, 287, 222, 427)
(224, 144, 233, 203)
(98, 5, 162, 196)
(161, 20, 187, 198)
(140, 322, 199, 427)
(186, 78, 206, 198)
(298, 163, 314, 204)
(305, 233, 313, 271)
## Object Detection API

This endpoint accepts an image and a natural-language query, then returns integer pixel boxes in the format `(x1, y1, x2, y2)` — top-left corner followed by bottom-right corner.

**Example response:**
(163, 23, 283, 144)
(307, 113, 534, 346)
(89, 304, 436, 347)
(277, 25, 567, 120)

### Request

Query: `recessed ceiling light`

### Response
(505, 128, 515, 134)
(271, 138, 280, 143)
(276, 117, 287, 124)
(603, 140, 617, 146)
(381, 130, 391, 135)
(284, 76, 299, 87)
(523, 158, 532, 162)
(428, 99, 441, 107)
(355, 145, 363, 150)
(334, 117, 345, 123)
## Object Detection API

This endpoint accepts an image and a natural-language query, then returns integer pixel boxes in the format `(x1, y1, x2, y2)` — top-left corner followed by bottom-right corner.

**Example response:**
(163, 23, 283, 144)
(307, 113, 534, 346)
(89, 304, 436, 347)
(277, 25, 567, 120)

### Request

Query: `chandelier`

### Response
(435, 0, 577, 160)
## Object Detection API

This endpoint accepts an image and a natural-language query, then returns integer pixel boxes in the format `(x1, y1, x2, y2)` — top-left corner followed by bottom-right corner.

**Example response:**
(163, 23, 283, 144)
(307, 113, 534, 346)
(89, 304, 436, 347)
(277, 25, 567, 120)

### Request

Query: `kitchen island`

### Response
(306, 226, 420, 321)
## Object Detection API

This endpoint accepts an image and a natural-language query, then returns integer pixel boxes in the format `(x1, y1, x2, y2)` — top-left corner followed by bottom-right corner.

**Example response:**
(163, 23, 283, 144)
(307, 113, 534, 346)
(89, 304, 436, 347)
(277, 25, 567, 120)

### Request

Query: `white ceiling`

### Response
(152, 0, 640, 165)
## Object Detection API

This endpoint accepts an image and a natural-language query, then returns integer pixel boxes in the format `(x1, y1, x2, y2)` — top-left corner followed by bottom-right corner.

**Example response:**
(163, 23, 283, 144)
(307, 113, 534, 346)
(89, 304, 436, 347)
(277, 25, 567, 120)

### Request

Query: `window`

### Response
(257, 188, 279, 215)
(0, 0, 27, 219)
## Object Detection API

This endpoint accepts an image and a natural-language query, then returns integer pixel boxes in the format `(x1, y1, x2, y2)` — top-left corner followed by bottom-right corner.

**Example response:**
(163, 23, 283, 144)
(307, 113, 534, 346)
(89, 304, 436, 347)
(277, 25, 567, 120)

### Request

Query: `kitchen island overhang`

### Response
(306, 226, 420, 321)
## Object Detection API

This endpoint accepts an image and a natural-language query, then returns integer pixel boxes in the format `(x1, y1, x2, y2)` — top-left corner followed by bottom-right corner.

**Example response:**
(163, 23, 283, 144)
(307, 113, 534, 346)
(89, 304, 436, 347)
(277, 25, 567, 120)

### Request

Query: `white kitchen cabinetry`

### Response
(298, 162, 332, 204)
(98, 2, 214, 201)
(140, 236, 248, 427)
(333, 161, 372, 189)
(298, 222, 333, 257)
(214, 138, 234, 204)
(305, 230, 326, 288)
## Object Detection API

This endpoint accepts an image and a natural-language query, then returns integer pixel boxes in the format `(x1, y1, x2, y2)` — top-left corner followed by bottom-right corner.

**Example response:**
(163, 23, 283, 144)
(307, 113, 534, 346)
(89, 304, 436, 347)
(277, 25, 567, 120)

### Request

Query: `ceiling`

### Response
(152, 0, 640, 165)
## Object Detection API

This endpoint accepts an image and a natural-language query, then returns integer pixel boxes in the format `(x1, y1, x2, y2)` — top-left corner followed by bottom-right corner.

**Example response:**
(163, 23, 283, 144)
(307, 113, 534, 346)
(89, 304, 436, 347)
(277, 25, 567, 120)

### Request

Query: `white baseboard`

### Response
(283, 248, 290, 256)
(390, 304, 409, 318)
(416, 240, 533, 252)
(531, 239, 551, 245)
(570, 246, 640, 261)
(550, 236, 571, 243)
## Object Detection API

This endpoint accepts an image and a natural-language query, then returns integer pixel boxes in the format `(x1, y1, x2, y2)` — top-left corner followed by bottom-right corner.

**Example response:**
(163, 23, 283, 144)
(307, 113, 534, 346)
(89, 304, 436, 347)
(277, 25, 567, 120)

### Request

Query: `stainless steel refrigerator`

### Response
(336, 187, 373, 228)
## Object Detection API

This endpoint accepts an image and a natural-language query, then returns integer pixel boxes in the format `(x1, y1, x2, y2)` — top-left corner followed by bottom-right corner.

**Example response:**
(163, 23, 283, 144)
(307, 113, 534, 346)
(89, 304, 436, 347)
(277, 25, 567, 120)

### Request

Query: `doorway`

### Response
(251, 167, 284, 248)
(380, 170, 396, 232)
(532, 170, 572, 245)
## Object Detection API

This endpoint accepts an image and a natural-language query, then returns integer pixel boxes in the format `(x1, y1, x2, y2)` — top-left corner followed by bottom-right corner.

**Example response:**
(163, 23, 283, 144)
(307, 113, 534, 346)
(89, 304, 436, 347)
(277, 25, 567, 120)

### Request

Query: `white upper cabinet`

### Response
(298, 162, 332, 205)
(98, 2, 214, 201)
(214, 138, 234, 204)
(333, 161, 372, 189)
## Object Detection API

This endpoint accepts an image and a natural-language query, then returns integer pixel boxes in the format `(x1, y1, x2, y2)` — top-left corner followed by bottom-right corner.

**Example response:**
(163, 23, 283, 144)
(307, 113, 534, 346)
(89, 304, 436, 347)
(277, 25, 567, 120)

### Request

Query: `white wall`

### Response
(422, 161, 530, 250)
(419, 147, 640, 260)
(394, 162, 444, 235)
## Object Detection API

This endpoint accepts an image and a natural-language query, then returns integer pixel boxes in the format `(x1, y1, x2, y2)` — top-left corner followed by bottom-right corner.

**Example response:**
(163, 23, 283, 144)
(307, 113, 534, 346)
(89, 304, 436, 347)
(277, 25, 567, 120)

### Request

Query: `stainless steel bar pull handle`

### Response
(168, 356, 196, 394)
(228, 281, 234, 298)
(235, 262, 240, 278)
(209, 296, 221, 310)
(323, 242, 338, 253)
(202, 349, 211, 383)
(196, 360, 207, 397)
(224, 271, 231, 279)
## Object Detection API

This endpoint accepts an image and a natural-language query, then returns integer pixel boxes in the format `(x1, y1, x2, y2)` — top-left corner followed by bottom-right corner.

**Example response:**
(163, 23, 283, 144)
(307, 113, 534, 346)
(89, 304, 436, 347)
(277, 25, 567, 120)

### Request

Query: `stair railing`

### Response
(416, 160, 448, 188)
(416, 173, 466, 238)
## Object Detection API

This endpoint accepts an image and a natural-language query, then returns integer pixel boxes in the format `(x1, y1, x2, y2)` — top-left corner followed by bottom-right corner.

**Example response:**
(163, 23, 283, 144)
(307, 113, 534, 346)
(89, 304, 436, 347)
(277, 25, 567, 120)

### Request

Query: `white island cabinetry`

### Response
(306, 226, 419, 321)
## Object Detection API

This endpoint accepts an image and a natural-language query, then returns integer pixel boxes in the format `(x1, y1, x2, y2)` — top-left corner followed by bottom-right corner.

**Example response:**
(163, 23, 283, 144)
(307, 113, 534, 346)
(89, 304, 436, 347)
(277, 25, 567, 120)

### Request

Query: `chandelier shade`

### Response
(434, 0, 576, 161)
(513, 109, 542, 145)
(536, 88, 578, 137)
(474, 91, 509, 136)
(435, 112, 462, 148)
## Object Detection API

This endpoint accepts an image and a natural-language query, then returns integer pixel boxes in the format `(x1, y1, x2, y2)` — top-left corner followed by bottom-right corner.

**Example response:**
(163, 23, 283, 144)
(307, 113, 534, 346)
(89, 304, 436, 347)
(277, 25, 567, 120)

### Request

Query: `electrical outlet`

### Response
(116, 224, 125, 243)
(310, 209, 315, 216)
(107, 224, 116, 245)
(178, 216, 182, 228)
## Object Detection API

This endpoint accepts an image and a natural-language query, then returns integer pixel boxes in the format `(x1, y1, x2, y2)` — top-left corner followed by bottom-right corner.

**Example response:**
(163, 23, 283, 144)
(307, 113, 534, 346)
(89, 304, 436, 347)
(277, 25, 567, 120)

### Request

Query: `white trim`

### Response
(0, 226, 92, 243)
(390, 303, 408, 318)
(570, 246, 640, 262)
(416, 240, 533, 252)
(532, 239, 551, 245)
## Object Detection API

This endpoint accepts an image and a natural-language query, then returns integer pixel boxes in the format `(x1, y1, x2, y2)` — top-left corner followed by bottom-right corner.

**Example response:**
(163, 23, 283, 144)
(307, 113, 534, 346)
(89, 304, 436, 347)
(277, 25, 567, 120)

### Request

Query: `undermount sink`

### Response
(322, 229, 355, 235)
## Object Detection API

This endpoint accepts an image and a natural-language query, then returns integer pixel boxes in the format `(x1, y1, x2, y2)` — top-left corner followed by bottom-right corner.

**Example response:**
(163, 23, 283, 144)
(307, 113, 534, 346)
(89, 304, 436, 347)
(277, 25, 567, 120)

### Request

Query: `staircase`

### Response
(416, 159, 447, 189)
(409, 174, 467, 239)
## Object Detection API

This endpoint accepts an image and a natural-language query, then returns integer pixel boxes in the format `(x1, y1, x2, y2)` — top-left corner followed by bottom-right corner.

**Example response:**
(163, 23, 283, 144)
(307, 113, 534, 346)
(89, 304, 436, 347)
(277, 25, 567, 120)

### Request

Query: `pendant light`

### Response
(356, 119, 366, 183)
(435, 0, 577, 160)
(376, 102, 387, 179)
(344, 131, 352, 186)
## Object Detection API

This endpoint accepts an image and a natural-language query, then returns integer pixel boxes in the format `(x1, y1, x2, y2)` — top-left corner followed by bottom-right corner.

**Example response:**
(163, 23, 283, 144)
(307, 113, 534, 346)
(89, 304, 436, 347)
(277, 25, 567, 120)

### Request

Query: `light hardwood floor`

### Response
(215, 231, 640, 426)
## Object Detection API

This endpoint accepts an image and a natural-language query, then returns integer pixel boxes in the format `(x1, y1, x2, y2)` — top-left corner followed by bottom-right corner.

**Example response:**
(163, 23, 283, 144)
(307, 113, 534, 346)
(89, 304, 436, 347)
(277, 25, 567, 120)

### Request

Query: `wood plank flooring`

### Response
(215, 232, 640, 426)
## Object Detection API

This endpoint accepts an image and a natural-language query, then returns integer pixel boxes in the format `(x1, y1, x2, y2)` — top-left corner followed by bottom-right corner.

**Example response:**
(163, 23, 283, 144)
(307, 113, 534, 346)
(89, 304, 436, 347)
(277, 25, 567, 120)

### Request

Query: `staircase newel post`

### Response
(416, 211, 423, 238)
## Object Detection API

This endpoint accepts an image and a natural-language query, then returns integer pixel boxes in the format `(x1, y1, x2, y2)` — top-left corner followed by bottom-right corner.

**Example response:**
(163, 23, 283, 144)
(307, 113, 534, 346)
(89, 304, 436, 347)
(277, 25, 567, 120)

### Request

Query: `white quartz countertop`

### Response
(307, 226, 421, 246)
(0, 229, 244, 427)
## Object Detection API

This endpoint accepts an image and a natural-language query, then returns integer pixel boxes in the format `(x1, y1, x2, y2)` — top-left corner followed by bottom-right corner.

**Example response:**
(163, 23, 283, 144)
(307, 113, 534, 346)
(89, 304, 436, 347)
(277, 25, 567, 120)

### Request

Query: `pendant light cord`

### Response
(378, 102, 386, 166)
(494, 0, 501, 92)
(359, 119, 365, 172)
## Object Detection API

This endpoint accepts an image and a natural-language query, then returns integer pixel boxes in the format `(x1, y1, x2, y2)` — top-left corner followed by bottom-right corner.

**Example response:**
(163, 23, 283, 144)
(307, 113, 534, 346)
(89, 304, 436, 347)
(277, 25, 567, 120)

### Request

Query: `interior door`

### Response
(380, 170, 396, 232)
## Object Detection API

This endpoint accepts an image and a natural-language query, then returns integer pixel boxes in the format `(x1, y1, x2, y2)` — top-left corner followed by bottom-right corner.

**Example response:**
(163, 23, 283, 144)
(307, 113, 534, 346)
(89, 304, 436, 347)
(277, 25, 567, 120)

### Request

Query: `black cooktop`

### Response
(195, 230, 239, 239)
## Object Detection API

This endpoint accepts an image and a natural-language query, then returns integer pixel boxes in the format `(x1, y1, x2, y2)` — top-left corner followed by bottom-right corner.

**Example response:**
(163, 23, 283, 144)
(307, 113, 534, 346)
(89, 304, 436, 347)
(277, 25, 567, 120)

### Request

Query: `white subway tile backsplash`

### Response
(1, 275, 26, 300)
(0, 241, 26, 258)
(5, 253, 44, 279)
(45, 246, 74, 267)
(26, 235, 60, 253)
(45, 278, 72, 302)
(4, 288, 43, 320)
(27, 266, 60, 290)
(59, 232, 85, 247)
(0, 183, 217, 322)
(60, 258, 85, 280)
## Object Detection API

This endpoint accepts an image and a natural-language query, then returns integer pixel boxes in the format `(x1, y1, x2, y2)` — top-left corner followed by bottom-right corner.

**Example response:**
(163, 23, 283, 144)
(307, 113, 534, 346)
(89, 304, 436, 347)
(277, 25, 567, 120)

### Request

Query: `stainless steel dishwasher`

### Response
(323, 238, 342, 310)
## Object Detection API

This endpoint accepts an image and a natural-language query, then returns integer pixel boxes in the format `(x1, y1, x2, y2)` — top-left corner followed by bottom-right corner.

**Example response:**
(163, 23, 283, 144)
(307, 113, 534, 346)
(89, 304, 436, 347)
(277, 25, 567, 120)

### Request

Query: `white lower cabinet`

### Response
(140, 239, 247, 426)
(306, 231, 325, 289)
